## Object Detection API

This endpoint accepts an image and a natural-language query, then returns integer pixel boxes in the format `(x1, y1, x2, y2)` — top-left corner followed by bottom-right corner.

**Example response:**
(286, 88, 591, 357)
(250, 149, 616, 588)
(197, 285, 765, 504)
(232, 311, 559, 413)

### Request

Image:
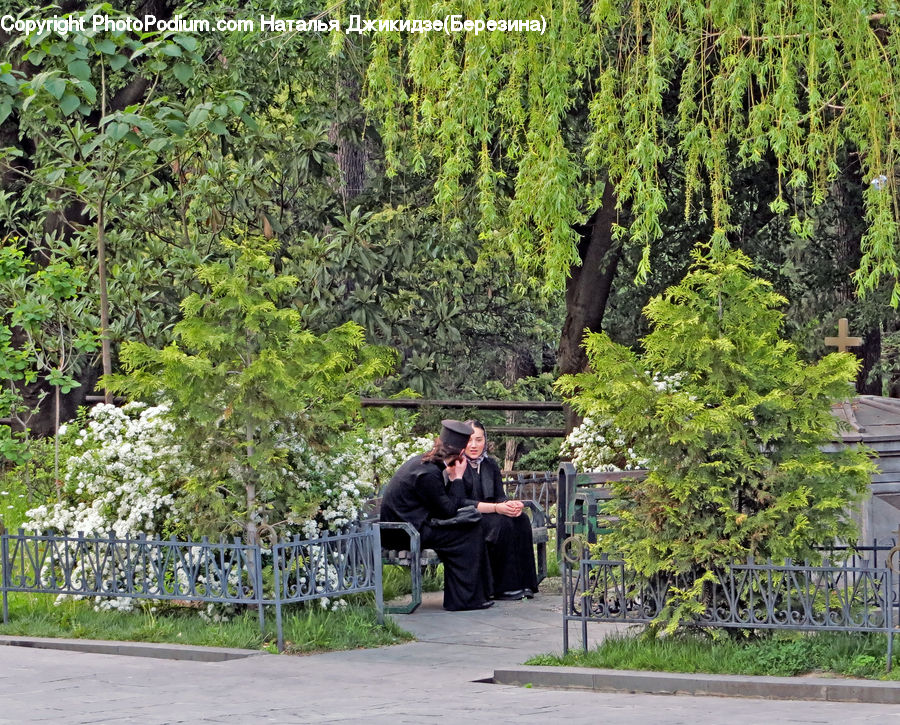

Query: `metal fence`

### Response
(503, 471, 556, 522)
(1, 524, 384, 652)
(562, 542, 898, 670)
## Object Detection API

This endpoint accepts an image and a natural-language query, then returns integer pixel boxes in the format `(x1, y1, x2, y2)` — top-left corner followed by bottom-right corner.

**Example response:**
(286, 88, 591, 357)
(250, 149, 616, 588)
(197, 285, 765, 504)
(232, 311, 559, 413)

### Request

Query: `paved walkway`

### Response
(1, 590, 899, 723)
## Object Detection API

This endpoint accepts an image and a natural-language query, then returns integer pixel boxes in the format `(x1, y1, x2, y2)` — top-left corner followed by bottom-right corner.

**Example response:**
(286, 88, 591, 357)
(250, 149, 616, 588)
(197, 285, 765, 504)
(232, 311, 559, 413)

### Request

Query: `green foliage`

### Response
(526, 630, 899, 680)
(105, 238, 395, 541)
(559, 249, 873, 581)
(367, 1, 900, 301)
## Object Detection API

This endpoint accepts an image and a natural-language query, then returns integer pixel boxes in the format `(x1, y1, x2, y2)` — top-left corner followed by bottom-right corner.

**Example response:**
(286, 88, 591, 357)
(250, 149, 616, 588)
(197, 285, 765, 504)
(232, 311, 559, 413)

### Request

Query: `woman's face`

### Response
(466, 428, 486, 458)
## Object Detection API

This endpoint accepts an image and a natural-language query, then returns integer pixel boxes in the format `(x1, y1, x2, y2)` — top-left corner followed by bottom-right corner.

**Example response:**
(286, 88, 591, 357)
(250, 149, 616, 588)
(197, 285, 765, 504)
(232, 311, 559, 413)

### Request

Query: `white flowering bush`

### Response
(346, 423, 434, 493)
(276, 435, 372, 539)
(16, 405, 434, 615)
(275, 422, 432, 538)
(25, 402, 187, 537)
(560, 375, 681, 472)
(560, 416, 644, 472)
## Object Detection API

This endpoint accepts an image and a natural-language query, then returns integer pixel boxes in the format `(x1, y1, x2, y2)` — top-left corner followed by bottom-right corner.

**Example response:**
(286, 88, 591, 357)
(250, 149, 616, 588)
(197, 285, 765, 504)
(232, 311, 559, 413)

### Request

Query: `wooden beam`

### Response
(361, 398, 564, 411)
(485, 426, 566, 437)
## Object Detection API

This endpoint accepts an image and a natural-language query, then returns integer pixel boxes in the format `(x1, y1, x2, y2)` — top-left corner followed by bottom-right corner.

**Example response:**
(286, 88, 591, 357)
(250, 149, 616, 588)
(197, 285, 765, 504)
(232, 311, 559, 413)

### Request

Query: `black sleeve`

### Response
(447, 476, 477, 508)
(419, 466, 462, 519)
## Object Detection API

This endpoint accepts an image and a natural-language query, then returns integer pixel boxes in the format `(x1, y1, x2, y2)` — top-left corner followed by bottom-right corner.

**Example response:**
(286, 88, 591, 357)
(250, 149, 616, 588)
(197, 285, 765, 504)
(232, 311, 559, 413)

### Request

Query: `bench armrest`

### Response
(521, 499, 547, 529)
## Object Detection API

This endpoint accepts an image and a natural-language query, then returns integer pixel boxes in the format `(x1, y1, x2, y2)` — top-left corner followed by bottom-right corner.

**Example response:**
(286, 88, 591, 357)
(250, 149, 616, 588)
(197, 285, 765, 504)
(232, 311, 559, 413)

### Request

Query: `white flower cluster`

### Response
(561, 372, 683, 472)
(278, 436, 371, 536)
(651, 372, 684, 392)
(278, 422, 431, 537)
(347, 423, 434, 492)
(560, 416, 645, 473)
(25, 402, 188, 537)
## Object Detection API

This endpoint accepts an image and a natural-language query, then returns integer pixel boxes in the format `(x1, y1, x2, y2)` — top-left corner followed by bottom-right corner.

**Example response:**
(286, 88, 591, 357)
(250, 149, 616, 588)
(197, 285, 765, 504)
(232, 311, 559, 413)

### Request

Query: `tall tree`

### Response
(366, 0, 900, 387)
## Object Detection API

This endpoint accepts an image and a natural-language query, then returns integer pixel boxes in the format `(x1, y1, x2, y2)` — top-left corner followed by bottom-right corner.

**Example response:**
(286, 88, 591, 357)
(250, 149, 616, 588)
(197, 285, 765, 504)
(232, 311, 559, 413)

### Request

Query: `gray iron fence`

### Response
(1, 524, 384, 652)
(562, 541, 898, 670)
(503, 471, 556, 523)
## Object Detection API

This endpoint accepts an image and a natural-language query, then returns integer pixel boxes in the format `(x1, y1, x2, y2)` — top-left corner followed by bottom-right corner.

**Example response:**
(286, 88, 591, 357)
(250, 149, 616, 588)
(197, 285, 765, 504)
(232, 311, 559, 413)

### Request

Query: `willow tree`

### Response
(365, 0, 900, 385)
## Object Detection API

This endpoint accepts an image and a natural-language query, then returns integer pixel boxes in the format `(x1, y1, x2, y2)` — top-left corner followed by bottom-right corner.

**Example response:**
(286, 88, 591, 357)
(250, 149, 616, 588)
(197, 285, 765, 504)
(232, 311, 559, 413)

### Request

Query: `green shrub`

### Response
(558, 250, 873, 628)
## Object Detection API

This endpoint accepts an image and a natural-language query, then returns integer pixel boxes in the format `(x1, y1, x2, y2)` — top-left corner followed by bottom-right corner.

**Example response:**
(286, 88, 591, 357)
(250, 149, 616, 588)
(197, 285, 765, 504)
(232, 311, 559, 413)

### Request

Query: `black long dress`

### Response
(380, 454, 492, 611)
(451, 456, 538, 597)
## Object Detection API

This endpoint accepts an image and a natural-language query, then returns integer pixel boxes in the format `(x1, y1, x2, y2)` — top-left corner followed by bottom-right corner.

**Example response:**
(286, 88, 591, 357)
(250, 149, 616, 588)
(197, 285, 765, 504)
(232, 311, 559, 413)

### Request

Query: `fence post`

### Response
(272, 539, 284, 653)
(371, 524, 384, 625)
(557, 463, 575, 559)
(887, 565, 894, 673)
(561, 529, 569, 656)
(252, 541, 265, 638)
(1, 520, 7, 624)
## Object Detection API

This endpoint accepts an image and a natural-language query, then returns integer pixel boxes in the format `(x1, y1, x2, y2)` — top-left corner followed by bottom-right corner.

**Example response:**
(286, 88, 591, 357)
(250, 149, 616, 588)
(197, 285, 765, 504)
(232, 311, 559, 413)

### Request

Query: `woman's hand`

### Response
(494, 500, 524, 517)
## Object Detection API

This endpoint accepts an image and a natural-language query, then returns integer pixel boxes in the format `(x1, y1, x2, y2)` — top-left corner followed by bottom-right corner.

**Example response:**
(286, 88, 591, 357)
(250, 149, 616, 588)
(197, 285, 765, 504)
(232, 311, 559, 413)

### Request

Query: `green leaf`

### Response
(109, 54, 128, 71)
(0, 99, 11, 126)
(173, 63, 193, 85)
(163, 119, 187, 136)
(105, 121, 129, 142)
(174, 35, 199, 52)
(96, 39, 118, 55)
(59, 92, 80, 116)
(208, 119, 228, 135)
(187, 105, 210, 127)
(47, 369, 80, 394)
(75, 80, 97, 104)
(67, 59, 91, 82)
(26, 50, 45, 66)
(160, 44, 182, 58)
(44, 76, 66, 100)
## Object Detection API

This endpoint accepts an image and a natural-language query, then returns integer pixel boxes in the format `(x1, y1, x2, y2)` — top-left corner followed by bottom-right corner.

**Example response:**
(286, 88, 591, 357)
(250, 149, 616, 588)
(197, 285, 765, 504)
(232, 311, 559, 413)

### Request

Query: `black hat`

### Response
(440, 419, 473, 449)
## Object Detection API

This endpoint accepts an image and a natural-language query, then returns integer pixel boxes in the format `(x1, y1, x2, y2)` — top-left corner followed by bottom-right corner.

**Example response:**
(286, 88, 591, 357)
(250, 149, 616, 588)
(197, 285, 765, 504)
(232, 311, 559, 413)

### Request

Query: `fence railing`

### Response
(562, 543, 898, 671)
(1, 524, 384, 652)
(503, 470, 556, 521)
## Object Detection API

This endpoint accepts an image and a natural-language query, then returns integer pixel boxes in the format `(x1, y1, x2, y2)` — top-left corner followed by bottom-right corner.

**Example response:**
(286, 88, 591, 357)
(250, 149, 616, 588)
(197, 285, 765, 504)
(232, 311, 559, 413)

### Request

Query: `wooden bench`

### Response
(369, 500, 549, 614)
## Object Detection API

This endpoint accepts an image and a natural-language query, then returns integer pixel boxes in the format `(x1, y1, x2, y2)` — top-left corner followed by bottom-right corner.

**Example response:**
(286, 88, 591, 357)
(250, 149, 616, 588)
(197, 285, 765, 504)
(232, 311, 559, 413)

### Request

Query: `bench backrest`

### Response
(556, 462, 648, 550)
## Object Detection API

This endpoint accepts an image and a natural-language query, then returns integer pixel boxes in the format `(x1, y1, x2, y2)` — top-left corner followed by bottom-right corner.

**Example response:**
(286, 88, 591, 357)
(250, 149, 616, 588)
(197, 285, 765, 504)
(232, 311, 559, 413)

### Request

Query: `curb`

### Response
(492, 666, 900, 704)
(0, 635, 267, 662)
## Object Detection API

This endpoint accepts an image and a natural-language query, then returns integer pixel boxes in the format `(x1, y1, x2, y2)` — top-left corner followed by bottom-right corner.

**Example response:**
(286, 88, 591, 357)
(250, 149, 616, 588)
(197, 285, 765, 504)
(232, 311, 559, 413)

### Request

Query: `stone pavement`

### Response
(1, 589, 899, 724)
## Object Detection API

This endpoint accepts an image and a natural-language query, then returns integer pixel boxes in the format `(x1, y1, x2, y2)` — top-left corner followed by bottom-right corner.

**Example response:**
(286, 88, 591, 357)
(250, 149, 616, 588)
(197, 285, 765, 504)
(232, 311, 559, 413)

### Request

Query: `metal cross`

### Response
(824, 318, 863, 352)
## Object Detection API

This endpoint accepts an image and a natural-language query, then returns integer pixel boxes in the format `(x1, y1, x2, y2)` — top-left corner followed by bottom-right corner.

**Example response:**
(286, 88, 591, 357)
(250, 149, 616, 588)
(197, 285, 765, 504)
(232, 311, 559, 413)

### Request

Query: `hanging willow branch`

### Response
(365, 0, 900, 302)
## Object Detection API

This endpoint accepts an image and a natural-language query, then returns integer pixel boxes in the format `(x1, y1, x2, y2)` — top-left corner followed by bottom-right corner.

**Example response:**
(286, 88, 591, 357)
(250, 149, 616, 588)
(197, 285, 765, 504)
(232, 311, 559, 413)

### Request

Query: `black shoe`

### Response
(445, 600, 494, 612)
(495, 589, 525, 601)
(522, 588, 534, 599)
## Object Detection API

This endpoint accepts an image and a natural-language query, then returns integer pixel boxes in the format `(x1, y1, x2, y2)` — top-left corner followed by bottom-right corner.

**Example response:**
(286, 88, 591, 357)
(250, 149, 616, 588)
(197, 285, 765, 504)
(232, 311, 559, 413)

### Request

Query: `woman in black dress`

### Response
(450, 420, 538, 600)
(380, 420, 494, 611)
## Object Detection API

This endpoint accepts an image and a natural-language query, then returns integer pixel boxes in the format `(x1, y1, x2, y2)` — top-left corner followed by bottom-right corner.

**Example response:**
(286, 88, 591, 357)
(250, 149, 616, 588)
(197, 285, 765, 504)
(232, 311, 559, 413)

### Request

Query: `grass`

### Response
(0, 472, 33, 533)
(382, 563, 444, 602)
(0, 591, 413, 654)
(526, 629, 900, 680)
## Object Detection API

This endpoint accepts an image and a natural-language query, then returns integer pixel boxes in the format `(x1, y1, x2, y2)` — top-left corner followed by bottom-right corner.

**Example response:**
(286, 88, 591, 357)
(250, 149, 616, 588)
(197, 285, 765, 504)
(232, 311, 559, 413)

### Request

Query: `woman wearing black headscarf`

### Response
(380, 420, 494, 611)
(449, 420, 538, 600)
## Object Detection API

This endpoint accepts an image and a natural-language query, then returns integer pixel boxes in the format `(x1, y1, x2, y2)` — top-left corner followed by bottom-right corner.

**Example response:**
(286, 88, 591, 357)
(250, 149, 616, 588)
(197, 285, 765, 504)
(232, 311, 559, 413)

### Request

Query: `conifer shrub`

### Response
(558, 250, 873, 586)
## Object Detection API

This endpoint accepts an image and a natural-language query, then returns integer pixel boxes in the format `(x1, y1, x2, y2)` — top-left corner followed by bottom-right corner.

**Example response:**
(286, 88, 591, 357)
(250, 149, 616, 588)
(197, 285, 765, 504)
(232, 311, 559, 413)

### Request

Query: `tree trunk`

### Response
(503, 347, 537, 470)
(857, 325, 883, 395)
(558, 180, 622, 431)
(97, 204, 113, 402)
(329, 68, 367, 208)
